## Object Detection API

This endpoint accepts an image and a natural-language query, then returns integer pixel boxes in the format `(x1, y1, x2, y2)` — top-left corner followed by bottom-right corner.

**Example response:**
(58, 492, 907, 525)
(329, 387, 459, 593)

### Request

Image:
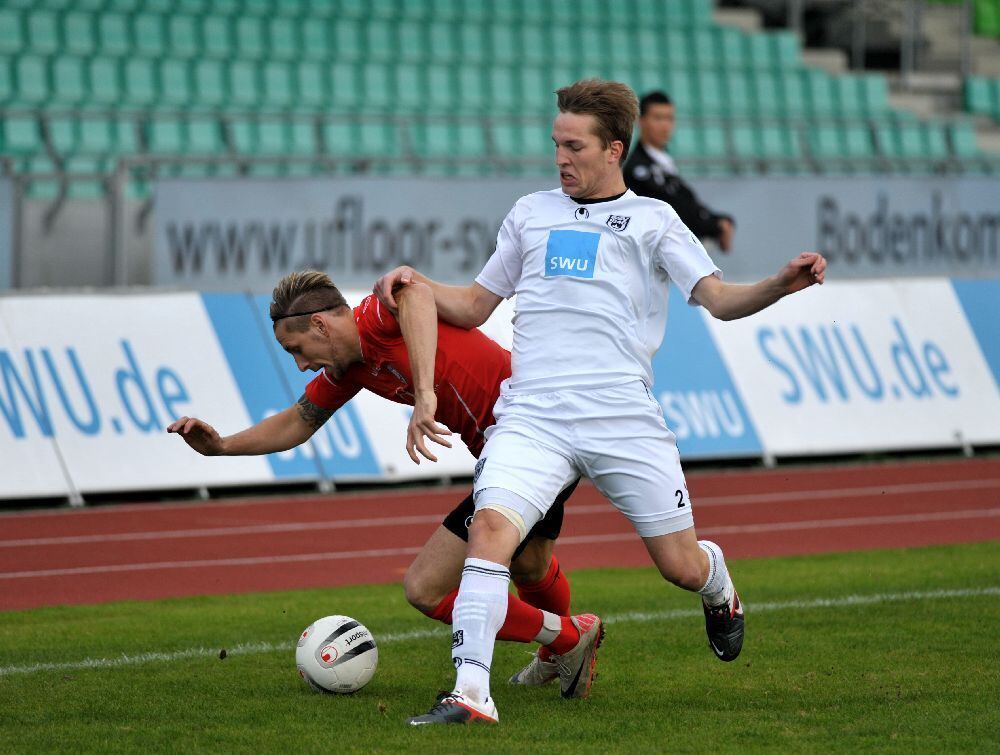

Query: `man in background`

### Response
(624, 91, 736, 252)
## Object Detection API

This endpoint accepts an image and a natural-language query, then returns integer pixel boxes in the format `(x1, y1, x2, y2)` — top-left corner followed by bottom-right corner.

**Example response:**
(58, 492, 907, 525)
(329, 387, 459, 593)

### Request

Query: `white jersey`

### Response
(475, 188, 720, 394)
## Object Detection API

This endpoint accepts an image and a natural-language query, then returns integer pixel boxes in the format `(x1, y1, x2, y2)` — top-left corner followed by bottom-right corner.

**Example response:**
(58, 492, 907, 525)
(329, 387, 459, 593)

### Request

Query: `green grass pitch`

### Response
(1, 542, 997, 753)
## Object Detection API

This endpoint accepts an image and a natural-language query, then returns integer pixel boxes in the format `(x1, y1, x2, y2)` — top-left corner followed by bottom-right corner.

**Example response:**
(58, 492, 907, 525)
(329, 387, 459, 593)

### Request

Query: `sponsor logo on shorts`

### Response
(453, 657, 463, 668)
(452, 630, 464, 649)
(545, 230, 600, 279)
(606, 214, 631, 232)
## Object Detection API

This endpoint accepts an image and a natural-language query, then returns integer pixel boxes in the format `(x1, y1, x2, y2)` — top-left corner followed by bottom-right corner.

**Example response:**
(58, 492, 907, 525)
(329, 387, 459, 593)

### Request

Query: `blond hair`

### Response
(556, 79, 639, 164)
(269, 270, 348, 331)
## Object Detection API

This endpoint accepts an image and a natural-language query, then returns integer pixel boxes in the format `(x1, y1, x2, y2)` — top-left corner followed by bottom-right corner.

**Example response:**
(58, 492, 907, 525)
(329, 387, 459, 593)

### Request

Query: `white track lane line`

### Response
(1, 508, 996, 581)
(3, 478, 999, 549)
(1, 586, 996, 677)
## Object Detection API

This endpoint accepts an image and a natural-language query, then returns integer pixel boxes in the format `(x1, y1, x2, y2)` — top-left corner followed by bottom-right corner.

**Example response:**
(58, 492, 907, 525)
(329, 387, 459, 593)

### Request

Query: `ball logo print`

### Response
(295, 615, 378, 694)
(575, 207, 590, 220)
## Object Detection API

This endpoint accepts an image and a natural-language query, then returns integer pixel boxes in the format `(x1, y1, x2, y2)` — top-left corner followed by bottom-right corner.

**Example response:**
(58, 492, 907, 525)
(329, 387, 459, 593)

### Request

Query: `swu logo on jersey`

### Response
(545, 230, 600, 279)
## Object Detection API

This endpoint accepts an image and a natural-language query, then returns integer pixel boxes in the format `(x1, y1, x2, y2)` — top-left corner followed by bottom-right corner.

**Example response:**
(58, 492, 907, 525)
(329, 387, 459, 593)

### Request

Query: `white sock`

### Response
(452, 557, 510, 705)
(697, 540, 734, 607)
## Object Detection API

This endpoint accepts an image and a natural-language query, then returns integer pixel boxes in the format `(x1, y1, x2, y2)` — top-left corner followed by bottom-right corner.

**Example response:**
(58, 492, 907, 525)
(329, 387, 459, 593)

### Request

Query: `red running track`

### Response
(1, 457, 998, 611)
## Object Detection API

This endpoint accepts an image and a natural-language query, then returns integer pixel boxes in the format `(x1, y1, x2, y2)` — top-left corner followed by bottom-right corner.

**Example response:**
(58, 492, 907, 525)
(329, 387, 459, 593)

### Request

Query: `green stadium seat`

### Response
(362, 63, 393, 110)
(730, 125, 758, 159)
(666, 70, 696, 114)
(193, 60, 227, 107)
(0, 10, 24, 55)
(202, 16, 234, 59)
(949, 122, 980, 157)
(924, 122, 949, 160)
(428, 22, 461, 64)
(288, 121, 316, 155)
(123, 59, 157, 105)
(52, 56, 87, 105)
(718, 27, 748, 69)
(520, 26, 548, 66)
(329, 62, 360, 109)
(105, 0, 141, 11)
(296, 62, 326, 108)
(27, 10, 60, 55)
(896, 123, 926, 158)
(360, 0, 399, 20)
(242, 0, 274, 15)
(488, 66, 519, 113)
(366, 19, 396, 62)
(397, 21, 426, 63)
(49, 116, 77, 155)
(168, 15, 201, 59)
(229, 118, 256, 153)
(88, 58, 121, 105)
(235, 16, 266, 58)
(697, 70, 726, 117)
(262, 62, 295, 109)
(457, 23, 487, 65)
(669, 127, 698, 159)
(780, 72, 808, 118)
(77, 117, 113, 154)
(176, 0, 212, 12)
(809, 126, 845, 159)
(860, 75, 889, 116)
(394, 64, 423, 112)
(519, 121, 553, 158)
(187, 117, 223, 154)
(746, 34, 771, 69)
(519, 66, 552, 115)
(271, 0, 308, 16)
(664, 31, 691, 69)
(256, 121, 293, 155)
(148, 117, 185, 153)
(804, 69, 836, 117)
(300, 19, 331, 59)
(488, 25, 517, 64)
(2, 116, 42, 155)
(842, 125, 875, 158)
(159, 60, 192, 107)
(490, 121, 519, 156)
(724, 71, 754, 117)
(633, 29, 660, 67)
(691, 29, 716, 68)
(269, 18, 299, 60)
(964, 77, 994, 113)
(15, 56, 49, 105)
(699, 124, 728, 159)
(322, 121, 353, 155)
(455, 66, 487, 113)
(332, 19, 364, 61)
(229, 61, 259, 107)
(0, 60, 12, 105)
(771, 32, 801, 68)
(63, 12, 96, 56)
(133, 14, 166, 57)
(98, 13, 131, 57)
(358, 122, 400, 157)
(750, 70, 781, 116)
(833, 76, 865, 118)
(424, 64, 457, 113)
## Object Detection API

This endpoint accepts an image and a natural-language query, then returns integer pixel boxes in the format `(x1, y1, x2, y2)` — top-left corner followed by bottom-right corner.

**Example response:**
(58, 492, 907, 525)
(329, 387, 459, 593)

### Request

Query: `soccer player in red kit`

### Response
(168, 271, 596, 694)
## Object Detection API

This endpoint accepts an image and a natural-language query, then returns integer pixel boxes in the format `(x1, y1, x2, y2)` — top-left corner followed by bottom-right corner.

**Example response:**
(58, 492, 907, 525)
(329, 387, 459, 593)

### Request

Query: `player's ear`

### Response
(609, 140, 624, 164)
(310, 313, 327, 335)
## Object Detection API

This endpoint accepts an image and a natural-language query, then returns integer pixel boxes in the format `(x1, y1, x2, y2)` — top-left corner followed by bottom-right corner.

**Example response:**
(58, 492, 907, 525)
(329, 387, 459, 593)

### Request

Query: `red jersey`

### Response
(305, 295, 511, 458)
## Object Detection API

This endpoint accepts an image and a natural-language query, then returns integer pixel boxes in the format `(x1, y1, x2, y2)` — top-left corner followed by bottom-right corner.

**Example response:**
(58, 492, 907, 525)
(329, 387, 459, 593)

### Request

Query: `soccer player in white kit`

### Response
(376, 79, 827, 726)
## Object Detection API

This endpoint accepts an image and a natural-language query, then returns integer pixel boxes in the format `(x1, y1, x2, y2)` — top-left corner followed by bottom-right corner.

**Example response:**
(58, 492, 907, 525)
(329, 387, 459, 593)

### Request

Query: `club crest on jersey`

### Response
(545, 230, 600, 279)
(606, 214, 631, 232)
(574, 207, 590, 220)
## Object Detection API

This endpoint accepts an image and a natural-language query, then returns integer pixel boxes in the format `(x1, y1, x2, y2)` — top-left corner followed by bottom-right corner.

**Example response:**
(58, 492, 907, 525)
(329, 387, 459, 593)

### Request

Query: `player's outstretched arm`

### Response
(692, 252, 826, 321)
(396, 282, 453, 464)
(373, 266, 502, 329)
(167, 395, 329, 456)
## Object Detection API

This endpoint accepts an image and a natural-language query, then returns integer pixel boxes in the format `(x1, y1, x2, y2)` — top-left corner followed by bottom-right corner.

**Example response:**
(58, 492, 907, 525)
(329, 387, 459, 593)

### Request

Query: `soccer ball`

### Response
(296, 615, 378, 694)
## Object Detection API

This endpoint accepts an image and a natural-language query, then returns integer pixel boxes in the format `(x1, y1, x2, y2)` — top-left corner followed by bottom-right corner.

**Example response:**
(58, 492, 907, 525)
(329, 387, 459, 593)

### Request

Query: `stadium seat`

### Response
(833, 76, 866, 119)
(365, 19, 396, 63)
(88, 58, 121, 105)
(262, 62, 295, 109)
(329, 62, 360, 109)
(964, 77, 995, 114)
(201, 16, 234, 59)
(235, 16, 267, 59)
(268, 18, 299, 60)
(228, 61, 259, 107)
(949, 122, 981, 157)
(168, 15, 201, 59)
(804, 69, 837, 117)
(51, 57, 87, 105)
(123, 59, 157, 106)
(193, 60, 227, 107)
(300, 19, 331, 60)
(63, 12, 96, 56)
(2, 116, 42, 155)
(296, 62, 327, 109)
(0, 60, 13, 106)
(133, 14, 167, 57)
(0, 10, 24, 55)
(159, 60, 192, 107)
(27, 10, 61, 55)
(457, 23, 487, 65)
(16, 56, 50, 105)
(97, 13, 131, 57)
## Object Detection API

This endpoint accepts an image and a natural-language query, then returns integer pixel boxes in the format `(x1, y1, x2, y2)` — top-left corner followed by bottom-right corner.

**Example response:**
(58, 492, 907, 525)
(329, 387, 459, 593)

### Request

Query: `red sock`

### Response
(544, 616, 582, 656)
(428, 590, 457, 624)
(426, 588, 550, 645)
(515, 556, 571, 615)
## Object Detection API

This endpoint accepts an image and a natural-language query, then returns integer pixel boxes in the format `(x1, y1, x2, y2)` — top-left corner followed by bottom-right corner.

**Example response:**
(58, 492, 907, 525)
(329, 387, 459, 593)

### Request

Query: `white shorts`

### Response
(473, 380, 695, 538)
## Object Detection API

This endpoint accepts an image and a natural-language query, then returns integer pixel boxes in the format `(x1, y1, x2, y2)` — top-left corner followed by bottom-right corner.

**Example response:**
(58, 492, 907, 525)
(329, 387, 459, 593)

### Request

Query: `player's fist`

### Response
(166, 416, 225, 456)
(777, 252, 826, 295)
(373, 266, 417, 311)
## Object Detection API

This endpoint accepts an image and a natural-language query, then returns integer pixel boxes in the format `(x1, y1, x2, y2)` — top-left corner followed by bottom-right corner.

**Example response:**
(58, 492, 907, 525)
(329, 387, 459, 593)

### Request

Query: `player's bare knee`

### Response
(402, 565, 441, 615)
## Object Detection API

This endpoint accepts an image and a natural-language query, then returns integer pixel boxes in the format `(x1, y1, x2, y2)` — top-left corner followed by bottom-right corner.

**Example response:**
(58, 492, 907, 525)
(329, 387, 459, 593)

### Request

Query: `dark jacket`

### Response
(623, 143, 733, 242)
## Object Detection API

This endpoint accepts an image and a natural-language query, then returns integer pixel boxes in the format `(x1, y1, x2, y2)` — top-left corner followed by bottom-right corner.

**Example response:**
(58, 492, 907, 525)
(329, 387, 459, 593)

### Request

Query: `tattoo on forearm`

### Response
(296, 394, 334, 430)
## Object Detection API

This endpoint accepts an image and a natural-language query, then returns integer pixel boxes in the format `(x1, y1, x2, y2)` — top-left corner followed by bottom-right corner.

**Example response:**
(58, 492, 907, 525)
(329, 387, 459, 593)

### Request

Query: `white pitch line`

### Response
(3, 478, 999, 549)
(2, 508, 996, 582)
(0, 586, 996, 677)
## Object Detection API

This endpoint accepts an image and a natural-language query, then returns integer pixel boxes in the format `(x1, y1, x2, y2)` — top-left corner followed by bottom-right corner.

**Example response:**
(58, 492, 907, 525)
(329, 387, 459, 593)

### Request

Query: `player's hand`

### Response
(407, 391, 452, 464)
(373, 266, 417, 311)
(777, 252, 827, 295)
(718, 219, 734, 253)
(166, 417, 225, 456)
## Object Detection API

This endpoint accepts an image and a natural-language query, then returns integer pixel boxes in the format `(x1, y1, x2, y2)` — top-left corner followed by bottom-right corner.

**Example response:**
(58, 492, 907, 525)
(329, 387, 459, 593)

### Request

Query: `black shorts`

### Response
(441, 478, 579, 561)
